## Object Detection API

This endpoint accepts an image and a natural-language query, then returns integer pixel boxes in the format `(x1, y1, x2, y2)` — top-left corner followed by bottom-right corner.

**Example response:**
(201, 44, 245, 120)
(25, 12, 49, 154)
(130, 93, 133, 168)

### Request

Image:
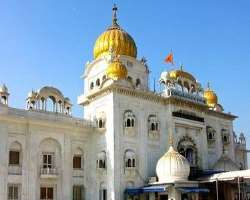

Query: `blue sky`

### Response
(1, 1, 250, 158)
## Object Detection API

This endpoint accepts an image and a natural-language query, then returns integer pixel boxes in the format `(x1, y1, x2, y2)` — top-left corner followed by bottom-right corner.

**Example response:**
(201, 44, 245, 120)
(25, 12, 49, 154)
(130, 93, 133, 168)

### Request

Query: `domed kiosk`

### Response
(125, 132, 209, 200)
(156, 146, 190, 183)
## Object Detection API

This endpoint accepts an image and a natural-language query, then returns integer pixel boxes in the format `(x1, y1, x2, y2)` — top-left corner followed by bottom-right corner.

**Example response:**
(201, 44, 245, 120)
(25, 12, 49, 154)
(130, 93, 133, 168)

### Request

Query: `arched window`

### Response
(148, 115, 159, 132)
(136, 78, 141, 87)
(127, 159, 131, 167)
(127, 76, 133, 83)
(39, 138, 61, 172)
(124, 111, 135, 128)
(98, 120, 103, 128)
(46, 96, 56, 112)
(206, 126, 216, 142)
(125, 150, 136, 168)
(90, 82, 94, 90)
(126, 119, 131, 127)
(131, 119, 135, 127)
(41, 97, 46, 110)
(9, 141, 22, 167)
(151, 123, 155, 131)
(177, 136, 197, 166)
(132, 158, 136, 167)
(96, 112, 106, 129)
(96, 79, 100, 86)
(221, 129, 230, 144)
(58, 100, 62, 113)
(97, 151, 106, 169)
(73, 148, 83, 170)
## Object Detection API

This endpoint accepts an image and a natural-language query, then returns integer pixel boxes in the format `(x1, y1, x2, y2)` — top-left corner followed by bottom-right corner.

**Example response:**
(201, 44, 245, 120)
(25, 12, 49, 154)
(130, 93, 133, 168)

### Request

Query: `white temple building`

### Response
(0, 5, 249, 200)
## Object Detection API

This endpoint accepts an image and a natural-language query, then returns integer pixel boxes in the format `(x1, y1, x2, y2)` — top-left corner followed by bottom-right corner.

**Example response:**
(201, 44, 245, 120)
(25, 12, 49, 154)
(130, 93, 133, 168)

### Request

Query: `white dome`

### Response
(156, 146, 190, 183)
(159, 71, 169, 84)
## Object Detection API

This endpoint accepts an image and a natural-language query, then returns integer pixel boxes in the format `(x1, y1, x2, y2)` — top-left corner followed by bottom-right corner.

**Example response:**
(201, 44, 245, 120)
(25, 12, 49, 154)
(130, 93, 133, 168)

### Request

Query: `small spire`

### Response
(112, 4, 118, 26)
(180, 63, 184, 71)
(169, 130, 174, 146)
(153, 78, 156, 93)
(207, 82, 210, 89)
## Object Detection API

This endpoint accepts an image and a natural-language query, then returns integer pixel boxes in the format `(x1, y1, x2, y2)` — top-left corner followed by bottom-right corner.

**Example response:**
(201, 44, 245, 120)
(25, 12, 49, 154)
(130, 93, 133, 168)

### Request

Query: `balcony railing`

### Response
(40, 167, 58, 179)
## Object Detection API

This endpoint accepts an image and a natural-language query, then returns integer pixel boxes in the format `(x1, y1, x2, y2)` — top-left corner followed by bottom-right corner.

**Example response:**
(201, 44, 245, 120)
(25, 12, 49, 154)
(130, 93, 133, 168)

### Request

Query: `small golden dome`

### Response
(93, 5, 137, 59)
(204, 84, 218, 107)
(169, 69, 196, 82)
(106, 56, 128, 80)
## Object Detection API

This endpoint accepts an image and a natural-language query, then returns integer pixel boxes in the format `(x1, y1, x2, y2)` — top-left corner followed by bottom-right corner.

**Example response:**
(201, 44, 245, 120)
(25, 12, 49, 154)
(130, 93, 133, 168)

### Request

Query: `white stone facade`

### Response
(0, 55, 247, 200)
(0, 7, 248, 200)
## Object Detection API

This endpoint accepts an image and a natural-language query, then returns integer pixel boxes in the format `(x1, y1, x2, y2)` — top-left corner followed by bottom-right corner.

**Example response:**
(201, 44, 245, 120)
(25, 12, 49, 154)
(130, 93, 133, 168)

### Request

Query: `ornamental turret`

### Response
(0, 84, 9, 105)
(203, 83, 224, 112)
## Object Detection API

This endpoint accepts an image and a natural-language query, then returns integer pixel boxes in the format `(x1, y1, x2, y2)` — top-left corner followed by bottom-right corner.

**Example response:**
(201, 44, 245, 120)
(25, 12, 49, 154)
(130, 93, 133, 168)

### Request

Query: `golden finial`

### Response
(112, 4, 118, 26)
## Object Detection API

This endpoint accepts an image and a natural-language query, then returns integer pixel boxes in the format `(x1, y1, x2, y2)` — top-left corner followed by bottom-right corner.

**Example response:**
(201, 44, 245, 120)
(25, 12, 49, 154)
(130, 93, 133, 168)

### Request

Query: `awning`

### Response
(177, 187, 209, 193)
(125, 185, 169, 195)
(142, 185, 169, 193)
(198, 169, 250, 182)
(125, 188, 142, 195)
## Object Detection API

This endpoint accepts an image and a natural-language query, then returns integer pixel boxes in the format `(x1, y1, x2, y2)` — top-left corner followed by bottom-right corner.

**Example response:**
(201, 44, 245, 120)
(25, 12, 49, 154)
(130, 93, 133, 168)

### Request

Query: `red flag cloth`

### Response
(164, 53, 173, 64)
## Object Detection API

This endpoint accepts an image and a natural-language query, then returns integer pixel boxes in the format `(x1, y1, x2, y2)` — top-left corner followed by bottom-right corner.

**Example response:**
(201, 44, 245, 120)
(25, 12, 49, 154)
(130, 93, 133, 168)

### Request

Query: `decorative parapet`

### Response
(78, 82, 237, 120)
(165, 88, 206, 105)
(40, 167, 58, 179)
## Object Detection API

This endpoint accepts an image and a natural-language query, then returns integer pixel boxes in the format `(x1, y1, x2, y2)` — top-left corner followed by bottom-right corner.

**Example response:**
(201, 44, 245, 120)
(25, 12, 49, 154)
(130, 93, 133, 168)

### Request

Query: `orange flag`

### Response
(164, 53, 174, 64)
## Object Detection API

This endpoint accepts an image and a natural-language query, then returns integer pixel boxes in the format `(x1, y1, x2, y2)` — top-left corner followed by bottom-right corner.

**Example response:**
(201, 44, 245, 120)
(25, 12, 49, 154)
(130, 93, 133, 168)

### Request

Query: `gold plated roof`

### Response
(169, 69, 196, 82)
(93, 5, 137, 59)
(106, 55, 128, 80)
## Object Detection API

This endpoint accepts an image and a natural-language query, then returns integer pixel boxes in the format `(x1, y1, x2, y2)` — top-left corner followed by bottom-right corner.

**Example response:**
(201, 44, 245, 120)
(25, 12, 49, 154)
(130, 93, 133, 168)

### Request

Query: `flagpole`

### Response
(153, 78, 156, 93)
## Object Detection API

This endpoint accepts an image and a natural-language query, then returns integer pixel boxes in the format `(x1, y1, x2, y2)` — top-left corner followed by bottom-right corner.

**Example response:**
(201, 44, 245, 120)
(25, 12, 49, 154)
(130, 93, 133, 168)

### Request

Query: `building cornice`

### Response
(0, 106, 94, 131)
(80, 83, 237, 120)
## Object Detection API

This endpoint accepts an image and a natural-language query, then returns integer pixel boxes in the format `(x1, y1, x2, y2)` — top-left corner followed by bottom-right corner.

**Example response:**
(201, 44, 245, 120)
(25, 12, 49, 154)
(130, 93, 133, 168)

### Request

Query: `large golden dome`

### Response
(204, 84, 218, 107)
(93, 5, 137, 59)
(106, 55, 128, 80)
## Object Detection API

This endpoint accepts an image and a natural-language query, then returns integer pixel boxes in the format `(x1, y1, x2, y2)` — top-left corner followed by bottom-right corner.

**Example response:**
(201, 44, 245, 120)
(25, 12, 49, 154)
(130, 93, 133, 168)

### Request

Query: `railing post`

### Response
(238, 177, 241, 200)
(216, 179, 219, 200)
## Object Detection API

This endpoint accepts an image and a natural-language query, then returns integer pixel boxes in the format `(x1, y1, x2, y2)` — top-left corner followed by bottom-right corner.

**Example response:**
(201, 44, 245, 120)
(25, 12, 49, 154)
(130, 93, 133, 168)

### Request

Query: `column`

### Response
(0, 125, 8, 200)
